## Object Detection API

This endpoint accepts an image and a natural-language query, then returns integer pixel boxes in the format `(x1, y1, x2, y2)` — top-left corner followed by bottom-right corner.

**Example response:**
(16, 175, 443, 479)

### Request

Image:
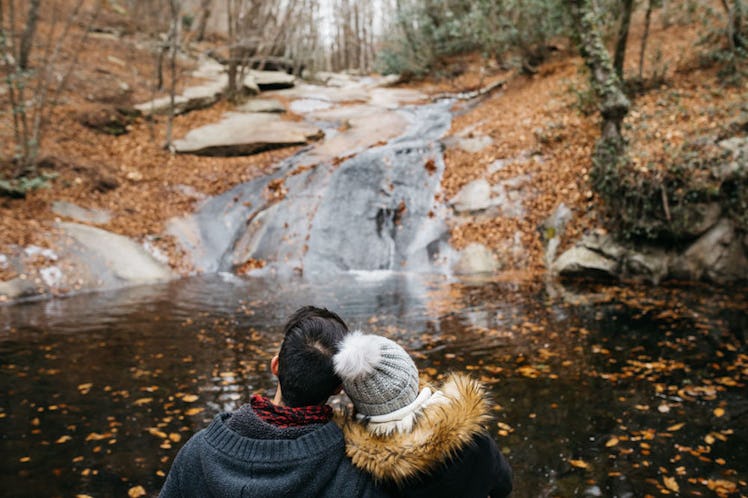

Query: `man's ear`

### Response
(270, 355, 280, 376)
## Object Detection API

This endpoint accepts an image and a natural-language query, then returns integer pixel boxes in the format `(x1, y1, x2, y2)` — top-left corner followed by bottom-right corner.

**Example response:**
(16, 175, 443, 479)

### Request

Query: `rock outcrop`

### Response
(173, 112, 323, 156)
(554, 218, 748, 284)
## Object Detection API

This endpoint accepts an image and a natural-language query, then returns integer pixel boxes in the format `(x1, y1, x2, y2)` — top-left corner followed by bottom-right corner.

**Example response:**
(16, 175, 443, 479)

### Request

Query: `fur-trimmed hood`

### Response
(341, 372, 492, 484)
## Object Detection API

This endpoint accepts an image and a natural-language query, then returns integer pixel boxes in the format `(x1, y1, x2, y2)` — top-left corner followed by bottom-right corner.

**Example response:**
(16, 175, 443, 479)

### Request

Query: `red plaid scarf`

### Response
(251, 394, 333, 428)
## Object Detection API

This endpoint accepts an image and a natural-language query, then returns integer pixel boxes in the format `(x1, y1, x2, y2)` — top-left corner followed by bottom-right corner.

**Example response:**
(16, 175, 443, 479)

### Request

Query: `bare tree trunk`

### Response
(18, 0, 40, 70)
(196, 0, 212, 42)
(1, 0, 97, 181)
(731, 0, 744, 49)
(639, 0, 654, 80)
(661, 0, 671, 28)
(613, 0, 635, 82)
(226, 0, 238, 99)
(165, 0, 180, 151)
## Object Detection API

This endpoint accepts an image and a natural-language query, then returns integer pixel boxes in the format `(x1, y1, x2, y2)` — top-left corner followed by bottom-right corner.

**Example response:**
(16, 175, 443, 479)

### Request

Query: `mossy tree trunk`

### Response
(568, 0, 631, 147)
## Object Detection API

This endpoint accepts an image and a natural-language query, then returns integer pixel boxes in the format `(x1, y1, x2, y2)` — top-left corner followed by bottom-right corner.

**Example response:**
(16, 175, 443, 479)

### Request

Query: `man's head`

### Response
(273, 306, 349, 407)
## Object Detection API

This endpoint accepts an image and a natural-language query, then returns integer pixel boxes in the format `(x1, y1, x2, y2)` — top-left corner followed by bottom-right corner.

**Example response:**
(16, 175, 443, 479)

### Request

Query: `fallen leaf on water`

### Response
(56, 435, 72, 443)
(85, 432, 112, 441)
(667, 422, 685, 432)
(184, 407, 204, 416)
(605, 437, 619, 447)
(128, 485, 146, 497)
(706, 479, 737, 494)
(569, 459, 589, 469)
(182, 394, 199, 403)
(713, 407, 725, 417)
(169, 433, 181, 442)
(147, 428, 167, 439)
(133, 398, 153, 406)
(663, 476, 679, 492)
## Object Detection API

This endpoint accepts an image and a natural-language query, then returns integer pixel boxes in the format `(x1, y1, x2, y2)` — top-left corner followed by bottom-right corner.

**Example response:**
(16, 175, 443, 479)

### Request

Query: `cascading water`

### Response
(168, 100, 454, 278)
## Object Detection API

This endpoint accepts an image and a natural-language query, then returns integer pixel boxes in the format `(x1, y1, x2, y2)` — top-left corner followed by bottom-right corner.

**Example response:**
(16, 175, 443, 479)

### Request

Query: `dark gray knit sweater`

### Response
(159, 409, 388, 498)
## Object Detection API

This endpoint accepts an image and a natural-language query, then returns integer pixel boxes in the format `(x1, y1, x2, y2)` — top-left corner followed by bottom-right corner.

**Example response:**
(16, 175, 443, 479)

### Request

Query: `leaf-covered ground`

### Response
(2, 4, 746, 283)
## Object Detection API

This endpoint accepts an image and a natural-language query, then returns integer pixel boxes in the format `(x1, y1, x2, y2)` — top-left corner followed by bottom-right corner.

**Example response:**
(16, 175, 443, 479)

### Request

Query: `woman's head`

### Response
(333, 331, 425, 435)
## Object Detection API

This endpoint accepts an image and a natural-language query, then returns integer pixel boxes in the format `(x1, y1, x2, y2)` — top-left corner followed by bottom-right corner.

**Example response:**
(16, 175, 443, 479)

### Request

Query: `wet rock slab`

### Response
(52, 201, 111, 225)
(57, 222, 175, 286)
(248, 70, 295, 90)
(173, 112, 323, 156)
(236, 98, 285, 113)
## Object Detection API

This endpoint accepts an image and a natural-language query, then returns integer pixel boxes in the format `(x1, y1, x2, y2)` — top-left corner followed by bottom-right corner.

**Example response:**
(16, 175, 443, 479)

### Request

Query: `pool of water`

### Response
(1, 273, 746, 497)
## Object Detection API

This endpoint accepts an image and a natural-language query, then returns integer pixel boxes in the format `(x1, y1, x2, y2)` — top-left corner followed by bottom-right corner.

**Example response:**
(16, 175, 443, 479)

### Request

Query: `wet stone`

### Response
(52, 201, 112, 225)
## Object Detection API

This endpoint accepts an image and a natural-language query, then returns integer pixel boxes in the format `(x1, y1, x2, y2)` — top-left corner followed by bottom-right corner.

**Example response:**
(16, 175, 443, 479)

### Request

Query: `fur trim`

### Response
(342, 373, 492, 484)
(334, 331, 382, 380)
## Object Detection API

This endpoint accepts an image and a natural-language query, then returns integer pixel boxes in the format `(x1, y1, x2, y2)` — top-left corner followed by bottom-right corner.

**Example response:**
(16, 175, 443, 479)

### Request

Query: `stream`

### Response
(1, 274, 746, 497)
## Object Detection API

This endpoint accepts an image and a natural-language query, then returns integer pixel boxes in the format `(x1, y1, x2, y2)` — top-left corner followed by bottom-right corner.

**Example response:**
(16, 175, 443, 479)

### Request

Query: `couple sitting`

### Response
(159, 306, 513, 497)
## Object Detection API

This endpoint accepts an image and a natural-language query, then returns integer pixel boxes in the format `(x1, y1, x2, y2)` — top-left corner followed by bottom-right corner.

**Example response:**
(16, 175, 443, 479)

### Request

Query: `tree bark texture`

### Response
(19, 0, 41, 70)
(568, 0, 630, 143)
(639, 0, 654, 79)
(613, 0, 635, 81)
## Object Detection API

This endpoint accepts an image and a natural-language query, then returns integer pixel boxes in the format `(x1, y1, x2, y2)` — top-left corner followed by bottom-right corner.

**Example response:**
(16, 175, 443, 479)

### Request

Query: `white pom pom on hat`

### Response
(333, 330, 421, 421)
(333, 330, 383, 380)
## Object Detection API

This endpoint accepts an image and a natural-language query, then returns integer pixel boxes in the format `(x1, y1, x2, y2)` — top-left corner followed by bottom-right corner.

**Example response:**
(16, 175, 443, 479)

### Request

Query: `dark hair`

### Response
(277, 306, 349, 407)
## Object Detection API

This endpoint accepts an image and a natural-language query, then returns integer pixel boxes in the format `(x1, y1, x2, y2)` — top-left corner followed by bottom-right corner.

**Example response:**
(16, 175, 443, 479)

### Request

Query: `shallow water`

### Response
(1, 274, 746, 497)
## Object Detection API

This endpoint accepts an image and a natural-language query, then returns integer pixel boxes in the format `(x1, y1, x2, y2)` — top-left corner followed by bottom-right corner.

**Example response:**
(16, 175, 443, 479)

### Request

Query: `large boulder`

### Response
(673, 218, 748, 282)
(173, 112, 323, 156)
(450, 179, 493, 213)
(248, 70, 295, 90)
(57, 222, 174, 285)
(0, 277, 40, 302)
(453, 243, 501, 274)
(135, 77, 227, 116)
(553, 234, 621, 279)
(555, 218, 748, 284)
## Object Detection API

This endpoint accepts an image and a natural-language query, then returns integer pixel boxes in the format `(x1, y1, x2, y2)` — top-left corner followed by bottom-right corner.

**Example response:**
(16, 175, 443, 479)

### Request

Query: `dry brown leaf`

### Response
(605, 437, 619, 448)
(147, 428, 167, 439)
(128, 485, 146, 497)
(663, 476, 679, 492)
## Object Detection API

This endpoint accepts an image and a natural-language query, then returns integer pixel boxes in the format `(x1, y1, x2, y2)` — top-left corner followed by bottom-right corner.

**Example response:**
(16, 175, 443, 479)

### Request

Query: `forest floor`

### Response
(1, 4, 746, 282)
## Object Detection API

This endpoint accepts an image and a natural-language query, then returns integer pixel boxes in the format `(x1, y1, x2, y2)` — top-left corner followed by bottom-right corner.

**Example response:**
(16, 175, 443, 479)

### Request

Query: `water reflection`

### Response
(1, 275, 746, 497)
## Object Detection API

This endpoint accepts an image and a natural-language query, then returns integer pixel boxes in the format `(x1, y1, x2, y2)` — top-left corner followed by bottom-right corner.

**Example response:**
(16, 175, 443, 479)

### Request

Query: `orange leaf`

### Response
(663, 476, 679, 492)
(605, 437, 619, 448)
(569, 459, 589, 469)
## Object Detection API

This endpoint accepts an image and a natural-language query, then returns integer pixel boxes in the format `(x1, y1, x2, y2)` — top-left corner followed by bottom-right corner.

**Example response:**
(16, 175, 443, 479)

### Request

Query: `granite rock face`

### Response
(554, 218, 748, 284)
(173, 112, 323, 156)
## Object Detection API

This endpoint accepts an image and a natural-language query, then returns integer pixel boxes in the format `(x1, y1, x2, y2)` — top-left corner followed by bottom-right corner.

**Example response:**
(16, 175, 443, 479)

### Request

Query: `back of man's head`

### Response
(277, 306, 349, 407)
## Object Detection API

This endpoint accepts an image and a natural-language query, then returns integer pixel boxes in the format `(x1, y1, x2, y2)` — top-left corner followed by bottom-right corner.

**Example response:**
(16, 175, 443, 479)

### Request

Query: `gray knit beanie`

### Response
(333, 331, 419, 417)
